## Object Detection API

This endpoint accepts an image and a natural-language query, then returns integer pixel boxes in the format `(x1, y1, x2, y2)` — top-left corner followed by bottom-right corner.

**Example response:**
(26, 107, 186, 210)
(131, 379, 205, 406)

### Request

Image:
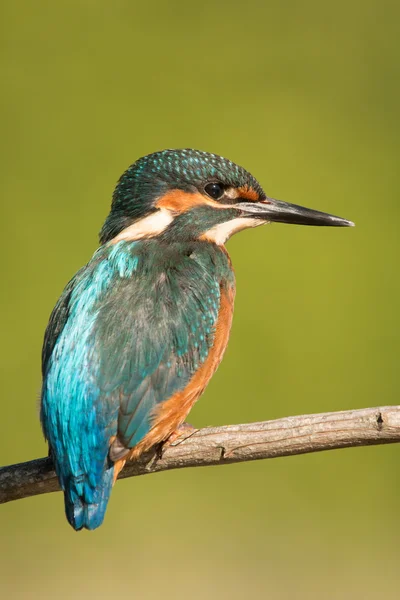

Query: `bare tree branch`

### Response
(1, 405, 400, 505)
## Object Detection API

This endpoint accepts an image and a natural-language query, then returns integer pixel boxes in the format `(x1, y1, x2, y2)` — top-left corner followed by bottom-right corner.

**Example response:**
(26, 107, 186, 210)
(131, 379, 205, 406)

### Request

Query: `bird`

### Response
(40, 148, 354, 530)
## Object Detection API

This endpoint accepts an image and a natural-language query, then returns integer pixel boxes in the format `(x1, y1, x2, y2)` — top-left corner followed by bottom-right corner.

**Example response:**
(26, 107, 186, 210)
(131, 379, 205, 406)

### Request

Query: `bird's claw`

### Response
(157, 423, 198, 459)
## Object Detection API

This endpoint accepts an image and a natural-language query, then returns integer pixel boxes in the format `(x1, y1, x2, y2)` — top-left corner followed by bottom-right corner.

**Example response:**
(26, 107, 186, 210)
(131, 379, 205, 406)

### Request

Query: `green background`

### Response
(1, 1, 399, 598)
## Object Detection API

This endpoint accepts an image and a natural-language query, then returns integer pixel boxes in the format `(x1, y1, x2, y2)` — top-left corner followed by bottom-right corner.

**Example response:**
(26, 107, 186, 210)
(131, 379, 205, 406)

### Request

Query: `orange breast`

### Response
(126, 282, 235, 461)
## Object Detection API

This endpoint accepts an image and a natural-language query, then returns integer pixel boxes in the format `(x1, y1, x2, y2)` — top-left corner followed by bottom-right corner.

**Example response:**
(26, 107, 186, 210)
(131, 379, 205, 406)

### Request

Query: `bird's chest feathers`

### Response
(125, 243, 235, 456)
(136, 281, 235, 455)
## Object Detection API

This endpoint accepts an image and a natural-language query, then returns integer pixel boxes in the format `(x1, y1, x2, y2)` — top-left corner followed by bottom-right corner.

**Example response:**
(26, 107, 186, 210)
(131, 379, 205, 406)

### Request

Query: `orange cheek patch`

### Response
(237, 186, 259, 202)
(156, 190, 214, 213)
(156, 189, 231, 212)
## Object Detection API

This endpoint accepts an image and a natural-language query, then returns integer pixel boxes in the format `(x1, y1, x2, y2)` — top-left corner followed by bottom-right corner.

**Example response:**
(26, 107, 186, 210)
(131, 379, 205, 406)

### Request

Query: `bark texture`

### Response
(1, 406, 399, 504)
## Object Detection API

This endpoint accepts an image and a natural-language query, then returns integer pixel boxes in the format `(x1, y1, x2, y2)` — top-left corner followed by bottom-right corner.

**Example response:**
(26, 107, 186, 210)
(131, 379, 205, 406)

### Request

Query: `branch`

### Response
(1, 405, 400, 504)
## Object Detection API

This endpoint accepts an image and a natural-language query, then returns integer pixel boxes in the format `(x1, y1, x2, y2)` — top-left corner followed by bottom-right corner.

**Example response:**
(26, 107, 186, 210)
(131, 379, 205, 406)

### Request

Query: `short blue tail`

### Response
(64, 466, 114, 531)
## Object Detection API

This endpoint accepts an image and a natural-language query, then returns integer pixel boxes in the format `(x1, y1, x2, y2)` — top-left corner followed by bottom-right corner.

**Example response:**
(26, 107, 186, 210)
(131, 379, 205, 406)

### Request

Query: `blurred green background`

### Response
(1, 1, 399, 598)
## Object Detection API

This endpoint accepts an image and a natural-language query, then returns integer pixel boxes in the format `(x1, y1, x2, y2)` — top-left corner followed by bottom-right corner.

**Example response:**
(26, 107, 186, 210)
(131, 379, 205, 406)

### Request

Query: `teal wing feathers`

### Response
(41, 239, 233, 528)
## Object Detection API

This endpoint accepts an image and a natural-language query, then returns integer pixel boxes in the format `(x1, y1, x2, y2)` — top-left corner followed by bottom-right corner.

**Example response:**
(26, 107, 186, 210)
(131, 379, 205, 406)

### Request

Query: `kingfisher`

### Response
(40, 148, 354, 530)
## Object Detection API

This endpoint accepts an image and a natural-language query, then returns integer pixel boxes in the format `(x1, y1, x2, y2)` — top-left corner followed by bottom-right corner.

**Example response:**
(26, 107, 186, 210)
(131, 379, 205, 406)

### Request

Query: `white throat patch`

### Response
(111, 209, 174, 243)
(202, 217, 264, 245)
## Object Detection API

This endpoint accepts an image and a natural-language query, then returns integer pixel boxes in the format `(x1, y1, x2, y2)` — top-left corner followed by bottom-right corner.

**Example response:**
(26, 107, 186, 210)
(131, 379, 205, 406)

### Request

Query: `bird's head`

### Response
(100, 149, 353, 245)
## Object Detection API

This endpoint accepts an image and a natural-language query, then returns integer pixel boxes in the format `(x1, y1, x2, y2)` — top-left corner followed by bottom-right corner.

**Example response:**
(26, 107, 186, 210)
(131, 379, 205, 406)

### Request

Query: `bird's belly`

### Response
(126, 284, 235, 460)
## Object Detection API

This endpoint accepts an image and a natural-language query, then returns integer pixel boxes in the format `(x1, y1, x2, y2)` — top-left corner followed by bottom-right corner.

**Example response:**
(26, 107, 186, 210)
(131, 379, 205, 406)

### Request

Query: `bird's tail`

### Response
(63, 465, 114, 531)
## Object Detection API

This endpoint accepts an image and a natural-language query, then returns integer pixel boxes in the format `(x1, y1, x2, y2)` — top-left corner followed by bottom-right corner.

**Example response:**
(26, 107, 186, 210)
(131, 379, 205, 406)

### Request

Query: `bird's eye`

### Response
(204, 182, 224, 200)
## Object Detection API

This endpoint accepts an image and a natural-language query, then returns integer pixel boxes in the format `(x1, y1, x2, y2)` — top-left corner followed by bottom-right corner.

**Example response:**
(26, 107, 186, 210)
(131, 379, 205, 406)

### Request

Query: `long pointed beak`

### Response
(238, 197, 354, 227)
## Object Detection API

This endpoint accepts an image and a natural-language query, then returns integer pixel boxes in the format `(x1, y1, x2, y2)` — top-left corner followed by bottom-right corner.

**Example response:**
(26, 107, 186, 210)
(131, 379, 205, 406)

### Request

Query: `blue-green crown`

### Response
(100, 149, 264, 243)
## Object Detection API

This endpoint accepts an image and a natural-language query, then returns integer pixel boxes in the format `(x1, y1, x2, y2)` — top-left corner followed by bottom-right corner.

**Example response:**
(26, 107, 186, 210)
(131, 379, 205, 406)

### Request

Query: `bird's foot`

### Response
(157, 423, 198, 458)
(167, 422, 198, 446)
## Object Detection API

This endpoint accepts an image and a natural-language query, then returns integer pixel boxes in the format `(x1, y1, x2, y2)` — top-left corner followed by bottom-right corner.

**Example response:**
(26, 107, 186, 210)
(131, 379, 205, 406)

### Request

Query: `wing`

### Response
(41, 240, 233, 490)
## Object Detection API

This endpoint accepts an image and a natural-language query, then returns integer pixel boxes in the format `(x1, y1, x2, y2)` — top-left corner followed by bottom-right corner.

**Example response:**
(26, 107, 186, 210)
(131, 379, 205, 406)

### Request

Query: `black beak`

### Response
(238, 197, 354, 227)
